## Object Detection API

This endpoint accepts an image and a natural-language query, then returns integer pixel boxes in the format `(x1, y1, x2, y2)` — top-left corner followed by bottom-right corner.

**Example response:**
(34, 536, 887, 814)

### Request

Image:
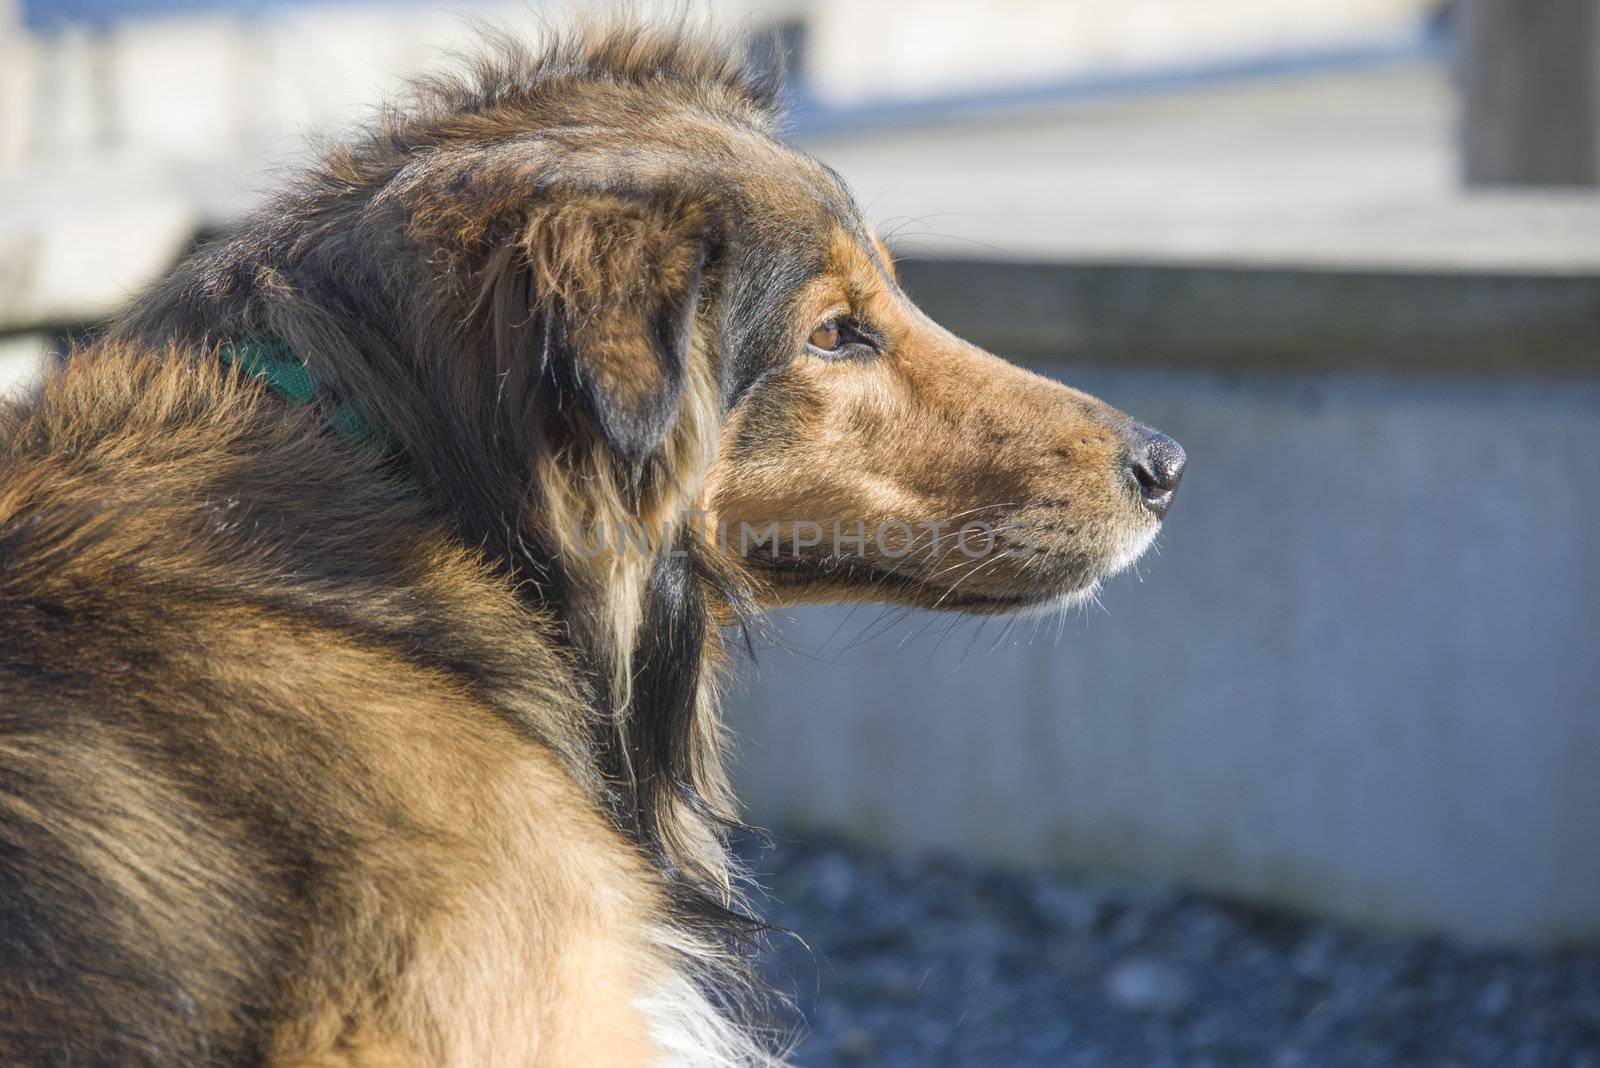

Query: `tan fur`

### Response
(705, 227, 1156, 611)
(2, 350, 688, 1065)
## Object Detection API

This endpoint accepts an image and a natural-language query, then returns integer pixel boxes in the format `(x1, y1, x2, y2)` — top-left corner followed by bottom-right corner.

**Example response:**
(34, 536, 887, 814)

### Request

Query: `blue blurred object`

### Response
(22, 0, 316, 31)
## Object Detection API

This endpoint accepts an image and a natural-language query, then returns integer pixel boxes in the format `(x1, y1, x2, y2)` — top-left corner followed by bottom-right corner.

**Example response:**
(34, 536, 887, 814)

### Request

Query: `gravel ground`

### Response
(744, 836, 1600, 1068)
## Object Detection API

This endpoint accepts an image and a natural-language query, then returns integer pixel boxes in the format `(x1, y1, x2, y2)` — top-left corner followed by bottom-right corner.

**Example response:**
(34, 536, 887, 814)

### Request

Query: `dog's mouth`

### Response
(741, 523, 1155, 614)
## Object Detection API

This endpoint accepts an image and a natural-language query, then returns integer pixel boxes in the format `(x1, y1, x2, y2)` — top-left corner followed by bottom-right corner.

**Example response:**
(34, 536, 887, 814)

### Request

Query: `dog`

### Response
(0, 21, 1185, 1067)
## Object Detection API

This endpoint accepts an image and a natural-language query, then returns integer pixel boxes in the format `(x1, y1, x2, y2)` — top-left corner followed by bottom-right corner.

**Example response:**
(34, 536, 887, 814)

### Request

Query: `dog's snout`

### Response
(1126, 426, 1186, 519)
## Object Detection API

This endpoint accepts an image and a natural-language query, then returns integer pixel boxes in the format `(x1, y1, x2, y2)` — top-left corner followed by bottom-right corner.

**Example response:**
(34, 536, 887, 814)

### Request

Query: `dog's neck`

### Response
(111, 207, 756, 942)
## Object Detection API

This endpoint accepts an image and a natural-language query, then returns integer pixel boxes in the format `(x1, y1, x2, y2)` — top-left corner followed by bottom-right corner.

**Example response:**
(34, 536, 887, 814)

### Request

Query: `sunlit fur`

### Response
(0, 19, 1170, 1066)
(704, 228, 1163, 615)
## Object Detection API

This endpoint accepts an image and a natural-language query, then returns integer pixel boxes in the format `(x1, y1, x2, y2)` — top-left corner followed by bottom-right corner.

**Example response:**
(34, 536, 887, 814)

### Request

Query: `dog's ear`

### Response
(482, 191, 712, 466)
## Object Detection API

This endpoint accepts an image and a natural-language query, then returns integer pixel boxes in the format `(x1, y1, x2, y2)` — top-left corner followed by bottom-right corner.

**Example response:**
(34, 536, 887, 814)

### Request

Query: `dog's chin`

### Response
(1100, 518, 1162, 582)
(921, 518, 1162, 616)
(924, 574, 1105, 617)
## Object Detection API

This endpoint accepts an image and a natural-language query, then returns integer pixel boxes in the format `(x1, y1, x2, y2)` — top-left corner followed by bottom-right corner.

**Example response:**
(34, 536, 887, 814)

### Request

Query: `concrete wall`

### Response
(725, 363, 1600, 946)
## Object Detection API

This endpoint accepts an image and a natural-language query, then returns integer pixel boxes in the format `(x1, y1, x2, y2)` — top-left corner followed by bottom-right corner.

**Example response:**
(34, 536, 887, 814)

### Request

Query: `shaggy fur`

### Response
(0, 20, 1181, 1066)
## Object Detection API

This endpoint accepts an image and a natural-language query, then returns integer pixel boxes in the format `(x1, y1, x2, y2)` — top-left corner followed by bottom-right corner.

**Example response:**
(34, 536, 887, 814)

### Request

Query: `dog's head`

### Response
(379, 25, 1183, 619)
(699, 215, 1185, 615)
(111, 21, 1188, 968)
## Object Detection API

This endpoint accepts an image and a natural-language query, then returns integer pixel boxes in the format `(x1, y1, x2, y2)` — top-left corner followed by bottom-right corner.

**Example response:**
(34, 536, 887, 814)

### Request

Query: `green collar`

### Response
(218, 336, 422, 498)
(218, 336, 391, 453)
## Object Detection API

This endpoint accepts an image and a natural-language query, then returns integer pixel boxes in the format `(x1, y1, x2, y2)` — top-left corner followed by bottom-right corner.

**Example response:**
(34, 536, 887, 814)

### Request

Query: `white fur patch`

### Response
(636, 968, 793, 1068)
(1105, 521, 1161, 579)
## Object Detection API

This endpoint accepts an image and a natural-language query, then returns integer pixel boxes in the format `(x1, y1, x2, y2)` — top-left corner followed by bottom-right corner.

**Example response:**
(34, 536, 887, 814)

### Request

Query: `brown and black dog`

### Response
(0, 22, 1184, 1067)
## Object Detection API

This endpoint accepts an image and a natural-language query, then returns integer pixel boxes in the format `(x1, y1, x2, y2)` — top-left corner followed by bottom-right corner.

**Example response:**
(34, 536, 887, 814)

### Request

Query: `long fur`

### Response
(5, 19, 795, 1066)
(109, 16, 769, 940)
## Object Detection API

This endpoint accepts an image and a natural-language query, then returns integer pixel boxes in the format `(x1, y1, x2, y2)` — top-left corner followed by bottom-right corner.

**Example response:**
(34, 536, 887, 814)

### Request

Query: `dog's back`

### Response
(0, 350, 689, 1065)
(0, 348, 296, 1062)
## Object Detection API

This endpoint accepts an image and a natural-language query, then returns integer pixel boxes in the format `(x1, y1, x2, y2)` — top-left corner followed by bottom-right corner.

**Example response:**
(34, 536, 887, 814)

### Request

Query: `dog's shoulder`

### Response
(0, 336, 593, 780)
(0, 340, 640, 1063)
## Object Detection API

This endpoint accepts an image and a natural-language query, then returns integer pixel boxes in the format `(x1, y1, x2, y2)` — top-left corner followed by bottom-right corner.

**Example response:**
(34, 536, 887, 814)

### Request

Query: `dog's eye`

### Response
(808, 319, 843, 352)
(806, 317, 877, 358)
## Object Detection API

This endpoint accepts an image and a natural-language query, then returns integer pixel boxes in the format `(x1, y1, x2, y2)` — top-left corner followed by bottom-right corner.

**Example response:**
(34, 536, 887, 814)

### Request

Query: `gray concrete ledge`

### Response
(897, 258, 1600, 377)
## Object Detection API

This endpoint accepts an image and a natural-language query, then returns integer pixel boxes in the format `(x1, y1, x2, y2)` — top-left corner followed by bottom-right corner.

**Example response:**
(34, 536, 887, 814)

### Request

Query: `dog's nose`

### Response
(1126, 425, 1186, 519)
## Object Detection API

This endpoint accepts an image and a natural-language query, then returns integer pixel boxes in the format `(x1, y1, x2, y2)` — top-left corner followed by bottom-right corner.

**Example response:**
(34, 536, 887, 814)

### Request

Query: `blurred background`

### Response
(3, 0, 1599, 1064)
